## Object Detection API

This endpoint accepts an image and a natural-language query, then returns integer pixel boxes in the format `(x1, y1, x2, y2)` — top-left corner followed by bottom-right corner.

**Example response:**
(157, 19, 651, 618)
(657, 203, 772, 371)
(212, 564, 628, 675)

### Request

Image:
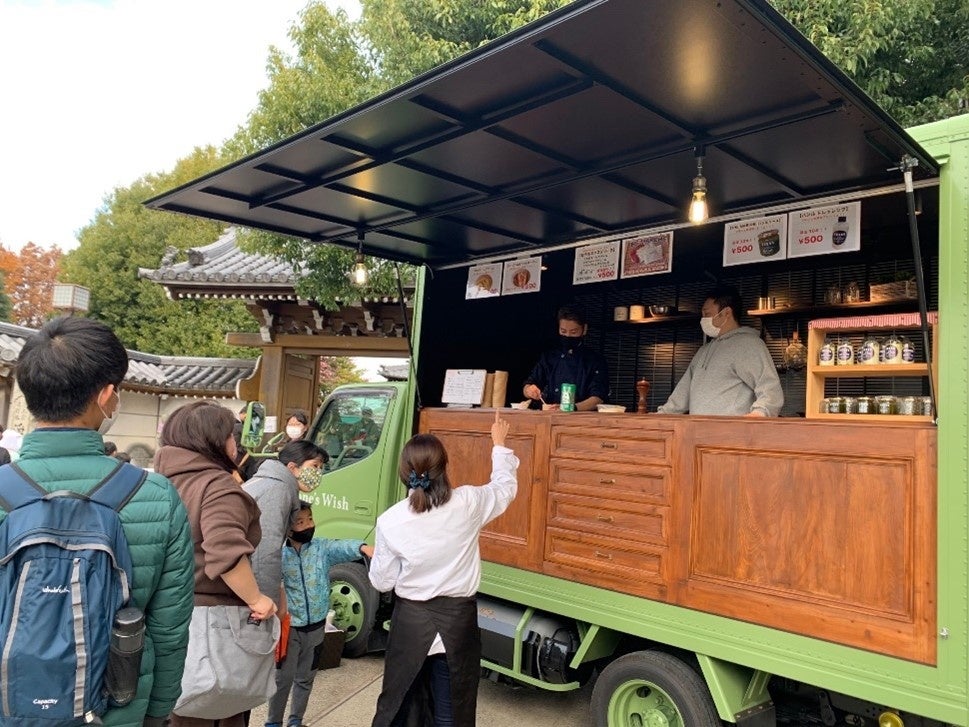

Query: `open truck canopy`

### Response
(146, 0, 938, 266)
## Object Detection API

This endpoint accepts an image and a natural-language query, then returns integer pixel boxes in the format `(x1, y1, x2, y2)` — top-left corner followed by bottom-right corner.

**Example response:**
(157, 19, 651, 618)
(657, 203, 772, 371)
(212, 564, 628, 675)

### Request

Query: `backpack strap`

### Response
(87, 462, 148, 512)
(0, 462, 46, 513)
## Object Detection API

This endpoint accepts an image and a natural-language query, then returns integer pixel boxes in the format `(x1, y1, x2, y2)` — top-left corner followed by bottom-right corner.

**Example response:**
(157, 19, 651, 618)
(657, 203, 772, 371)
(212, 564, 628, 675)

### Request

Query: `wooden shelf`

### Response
(811, 413, 932, 423)
(748, 300, 918, 317)
(610, 314, 697, 327)
(809, 363, 930, 377)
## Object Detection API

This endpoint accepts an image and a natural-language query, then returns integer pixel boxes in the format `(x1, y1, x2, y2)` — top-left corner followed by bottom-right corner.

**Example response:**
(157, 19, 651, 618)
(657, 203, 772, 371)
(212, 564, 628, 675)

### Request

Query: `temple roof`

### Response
(0, 321, 255, 398)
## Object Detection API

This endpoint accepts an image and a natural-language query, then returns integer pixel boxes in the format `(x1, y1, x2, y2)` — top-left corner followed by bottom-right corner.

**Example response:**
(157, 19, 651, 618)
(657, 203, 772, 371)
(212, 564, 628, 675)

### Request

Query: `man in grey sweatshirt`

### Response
(658, 286, 783, 416)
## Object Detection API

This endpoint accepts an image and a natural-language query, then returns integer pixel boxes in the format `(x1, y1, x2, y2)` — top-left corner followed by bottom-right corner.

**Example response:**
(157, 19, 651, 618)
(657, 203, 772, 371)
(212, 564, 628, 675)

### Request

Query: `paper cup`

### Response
(629, 305, 646, 321)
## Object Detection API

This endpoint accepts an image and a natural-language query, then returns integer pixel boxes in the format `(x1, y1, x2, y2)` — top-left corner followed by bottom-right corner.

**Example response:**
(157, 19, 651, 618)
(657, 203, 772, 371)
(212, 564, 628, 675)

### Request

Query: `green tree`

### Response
(319, 356, 366, 401)
(60, 147, 258, 357)
(0, 272, 11, 321)
(772, 0, 968, 126)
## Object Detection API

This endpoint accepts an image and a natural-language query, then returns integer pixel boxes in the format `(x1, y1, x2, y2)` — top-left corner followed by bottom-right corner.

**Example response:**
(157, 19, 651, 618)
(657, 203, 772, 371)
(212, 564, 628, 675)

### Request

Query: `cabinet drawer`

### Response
(550, 459, 669, 504)
(544, 527, 666, 588)
(548, 493, 668, 545)
(552, 426, 672, 465)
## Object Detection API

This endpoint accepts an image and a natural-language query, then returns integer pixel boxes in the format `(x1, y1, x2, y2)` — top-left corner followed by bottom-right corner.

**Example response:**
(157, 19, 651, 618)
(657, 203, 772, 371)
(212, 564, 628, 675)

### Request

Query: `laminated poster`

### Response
(788, 201, 862, 258)
(501, 257, 542, 296)
(573, 241, 620, 285)
(620, 232, 673, 279)
(465, 262, 502, 299)
(722, 214, 788, 267)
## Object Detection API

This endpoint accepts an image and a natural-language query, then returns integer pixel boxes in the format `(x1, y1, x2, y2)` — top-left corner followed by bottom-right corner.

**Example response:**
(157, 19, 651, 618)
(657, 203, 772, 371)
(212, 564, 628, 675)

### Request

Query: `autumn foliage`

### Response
(0, 242, 63, 327)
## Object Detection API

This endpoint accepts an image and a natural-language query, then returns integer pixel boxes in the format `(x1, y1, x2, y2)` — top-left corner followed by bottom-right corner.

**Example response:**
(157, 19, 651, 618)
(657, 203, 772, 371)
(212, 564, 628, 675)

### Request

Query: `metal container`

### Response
(560, 383, 577, 412)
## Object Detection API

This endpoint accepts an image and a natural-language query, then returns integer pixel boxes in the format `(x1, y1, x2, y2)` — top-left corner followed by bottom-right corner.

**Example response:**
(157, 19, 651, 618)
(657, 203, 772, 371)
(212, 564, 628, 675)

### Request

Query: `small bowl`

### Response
(649, 305, 671, 316)
(596, 404, 627, 413)
(510, 401, 530, 410)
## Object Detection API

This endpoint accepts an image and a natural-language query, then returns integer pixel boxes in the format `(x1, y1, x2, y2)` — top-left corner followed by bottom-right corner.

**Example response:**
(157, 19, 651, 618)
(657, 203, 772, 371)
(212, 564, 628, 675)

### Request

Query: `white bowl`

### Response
(510, 401, 530, 410)
(596, 404, 626, 413)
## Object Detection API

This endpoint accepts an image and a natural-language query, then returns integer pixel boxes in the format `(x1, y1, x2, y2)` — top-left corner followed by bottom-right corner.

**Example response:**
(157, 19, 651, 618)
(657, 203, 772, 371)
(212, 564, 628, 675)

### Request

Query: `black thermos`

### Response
(105, 607, 145, 706)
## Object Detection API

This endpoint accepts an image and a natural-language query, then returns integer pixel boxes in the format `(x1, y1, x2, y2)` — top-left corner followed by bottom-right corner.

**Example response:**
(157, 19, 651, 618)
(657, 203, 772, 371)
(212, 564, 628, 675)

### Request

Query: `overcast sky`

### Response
(0, 0, 361, 253)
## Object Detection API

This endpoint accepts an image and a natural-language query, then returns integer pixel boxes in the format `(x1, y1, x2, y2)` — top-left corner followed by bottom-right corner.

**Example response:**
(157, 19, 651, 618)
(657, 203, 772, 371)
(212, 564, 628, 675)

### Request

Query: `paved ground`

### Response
(249, 653, 594, 726)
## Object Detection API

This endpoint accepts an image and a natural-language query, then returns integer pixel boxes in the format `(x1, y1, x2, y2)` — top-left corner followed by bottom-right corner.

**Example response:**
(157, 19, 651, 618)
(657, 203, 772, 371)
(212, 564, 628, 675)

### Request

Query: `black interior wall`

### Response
(416, 189, 939, 415)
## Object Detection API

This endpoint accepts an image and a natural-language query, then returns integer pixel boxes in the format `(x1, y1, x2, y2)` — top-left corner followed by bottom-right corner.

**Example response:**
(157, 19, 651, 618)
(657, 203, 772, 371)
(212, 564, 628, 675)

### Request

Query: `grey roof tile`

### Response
(0, 321, 254, 396)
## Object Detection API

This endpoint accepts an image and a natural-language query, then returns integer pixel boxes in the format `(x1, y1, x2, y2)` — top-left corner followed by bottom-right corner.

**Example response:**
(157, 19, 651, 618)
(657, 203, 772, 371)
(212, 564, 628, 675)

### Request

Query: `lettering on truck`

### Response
(306, 492, 350, 512)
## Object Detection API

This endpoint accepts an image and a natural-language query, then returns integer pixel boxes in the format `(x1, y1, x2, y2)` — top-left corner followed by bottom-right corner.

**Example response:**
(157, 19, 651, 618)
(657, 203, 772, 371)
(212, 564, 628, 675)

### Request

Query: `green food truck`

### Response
(148, 1, 969, 724)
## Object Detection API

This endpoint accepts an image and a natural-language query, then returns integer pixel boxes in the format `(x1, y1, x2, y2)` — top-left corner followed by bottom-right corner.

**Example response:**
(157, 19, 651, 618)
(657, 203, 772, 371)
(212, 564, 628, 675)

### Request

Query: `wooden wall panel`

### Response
(420, 409, 549, 572)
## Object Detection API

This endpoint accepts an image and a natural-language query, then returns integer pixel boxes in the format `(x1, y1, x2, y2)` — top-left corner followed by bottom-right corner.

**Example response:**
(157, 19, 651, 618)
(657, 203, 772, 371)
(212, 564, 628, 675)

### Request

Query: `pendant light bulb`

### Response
(688, 148, 709, 225)
(352, 251, 367, 286)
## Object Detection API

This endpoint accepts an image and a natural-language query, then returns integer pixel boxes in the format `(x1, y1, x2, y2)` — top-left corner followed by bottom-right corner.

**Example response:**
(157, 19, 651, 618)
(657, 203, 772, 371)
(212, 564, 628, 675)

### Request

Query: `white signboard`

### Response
(441, 369, 488, 405)
(501, 257, 542, 295)
(788, 201, 862, 258)
(465, 262, 502, 299)
(573, 241, 620, 285)
(722, 214, 788, 267)
(620, 232, 673, 278)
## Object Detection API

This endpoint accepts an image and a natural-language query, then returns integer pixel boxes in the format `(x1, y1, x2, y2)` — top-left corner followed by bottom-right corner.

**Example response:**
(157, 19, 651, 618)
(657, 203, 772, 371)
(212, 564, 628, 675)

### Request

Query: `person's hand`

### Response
(523, 384, 542, 400)
(745, 410, 768, 418)
(491, 410, 510, 447)
(360, 544, 375, 558)
(247, 594, 277, 621)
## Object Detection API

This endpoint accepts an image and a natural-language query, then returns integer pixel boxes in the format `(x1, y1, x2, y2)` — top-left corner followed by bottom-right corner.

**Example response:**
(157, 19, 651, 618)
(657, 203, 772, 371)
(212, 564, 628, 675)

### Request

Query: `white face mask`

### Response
(286, 426, 304, 439)
(98, 390, 120, 436)
(700, 310, 723, 339)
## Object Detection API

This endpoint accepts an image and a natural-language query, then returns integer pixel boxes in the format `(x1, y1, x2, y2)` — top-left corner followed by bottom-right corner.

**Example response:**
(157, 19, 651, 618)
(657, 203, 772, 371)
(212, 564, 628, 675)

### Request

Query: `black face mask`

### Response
(290, 527, 315, 544)
(559, 335, 583, 350)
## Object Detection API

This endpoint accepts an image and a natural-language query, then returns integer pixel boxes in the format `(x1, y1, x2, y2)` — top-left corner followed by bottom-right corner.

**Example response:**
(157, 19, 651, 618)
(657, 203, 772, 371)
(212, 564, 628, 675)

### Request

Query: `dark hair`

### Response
(297, 500, 312, 513)
(287, 410, 308, 426)
(159, 400, 238, 473)
(103, 441, 118, 456)
(557, 305, 587, 327)
(16, 316, 128, 422)
(114, 452, 131, 463)
(279, 440, 329, 466)
(0, 448, 10, 466)
(705, 285, 743, 322)
(398, 433, 452, 514)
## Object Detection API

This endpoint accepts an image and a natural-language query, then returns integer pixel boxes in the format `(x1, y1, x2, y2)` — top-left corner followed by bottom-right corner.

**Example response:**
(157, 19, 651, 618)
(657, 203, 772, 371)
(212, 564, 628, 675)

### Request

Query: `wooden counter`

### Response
(419, 408, 937, 665)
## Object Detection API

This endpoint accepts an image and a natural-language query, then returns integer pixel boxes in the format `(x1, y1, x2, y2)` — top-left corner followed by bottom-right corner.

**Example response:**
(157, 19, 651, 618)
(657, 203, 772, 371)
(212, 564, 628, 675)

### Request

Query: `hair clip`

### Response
(408, 470, 431, 490)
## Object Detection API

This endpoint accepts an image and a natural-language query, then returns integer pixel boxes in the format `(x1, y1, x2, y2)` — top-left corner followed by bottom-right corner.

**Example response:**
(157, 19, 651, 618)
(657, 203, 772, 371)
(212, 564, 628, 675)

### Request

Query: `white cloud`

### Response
(0, 0, 361, 252)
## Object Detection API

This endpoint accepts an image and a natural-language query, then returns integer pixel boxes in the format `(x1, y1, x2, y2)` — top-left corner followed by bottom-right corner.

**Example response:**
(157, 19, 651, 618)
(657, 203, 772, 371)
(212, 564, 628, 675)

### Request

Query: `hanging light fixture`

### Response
(688, 146, 708, 224)
(352, 231, 368, 286)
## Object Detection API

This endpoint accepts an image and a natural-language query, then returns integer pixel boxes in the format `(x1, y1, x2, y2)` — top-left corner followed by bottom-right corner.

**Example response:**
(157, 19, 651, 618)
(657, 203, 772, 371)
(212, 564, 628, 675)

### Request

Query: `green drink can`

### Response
(560, 383, 577, 412)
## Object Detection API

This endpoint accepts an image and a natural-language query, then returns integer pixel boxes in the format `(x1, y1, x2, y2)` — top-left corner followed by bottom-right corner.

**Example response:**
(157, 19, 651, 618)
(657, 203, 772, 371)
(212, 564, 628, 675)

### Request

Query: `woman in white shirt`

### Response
(369, 411, 518, 727)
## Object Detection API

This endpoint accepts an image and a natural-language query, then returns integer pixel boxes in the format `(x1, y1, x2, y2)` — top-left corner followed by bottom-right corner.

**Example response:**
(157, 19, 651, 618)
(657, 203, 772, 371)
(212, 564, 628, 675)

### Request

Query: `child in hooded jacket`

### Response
(266, 502, 374, 727)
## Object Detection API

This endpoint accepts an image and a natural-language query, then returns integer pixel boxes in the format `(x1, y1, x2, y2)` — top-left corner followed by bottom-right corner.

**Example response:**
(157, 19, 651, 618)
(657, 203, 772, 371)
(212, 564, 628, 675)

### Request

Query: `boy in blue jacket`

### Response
(267, 501, 373, 727)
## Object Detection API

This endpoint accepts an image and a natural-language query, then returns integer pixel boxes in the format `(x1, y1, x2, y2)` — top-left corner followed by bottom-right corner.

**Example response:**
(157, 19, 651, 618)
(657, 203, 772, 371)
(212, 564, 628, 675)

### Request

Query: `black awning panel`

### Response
(147, 0, 937, 266)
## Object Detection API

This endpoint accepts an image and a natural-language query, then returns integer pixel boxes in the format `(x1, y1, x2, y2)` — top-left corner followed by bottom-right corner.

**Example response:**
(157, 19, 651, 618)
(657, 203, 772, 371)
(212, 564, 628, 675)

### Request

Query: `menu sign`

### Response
(788, 201, 861, 258)
(441, 369, 487, 405)
(620, 232, 673, 278)
(722, 214, 788, 267)
(465, 262, 502, 299)
(573, 241, 620, 285)
(501, 257, 542, 295)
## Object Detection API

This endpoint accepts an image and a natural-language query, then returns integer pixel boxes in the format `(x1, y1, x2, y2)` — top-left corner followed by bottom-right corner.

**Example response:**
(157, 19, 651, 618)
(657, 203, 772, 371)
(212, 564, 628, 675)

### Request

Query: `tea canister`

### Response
(875, 395, 897, 415)
(835, 340, 854, 366)
(858, 335, 880, 365)
(819, 339, 836, 367)
(560, 383, 577, 412)
(897, 396, 918, 415)
(901, 335, 916, 363)
(856, 396, 875, 415)
(882, 334, 904, 364)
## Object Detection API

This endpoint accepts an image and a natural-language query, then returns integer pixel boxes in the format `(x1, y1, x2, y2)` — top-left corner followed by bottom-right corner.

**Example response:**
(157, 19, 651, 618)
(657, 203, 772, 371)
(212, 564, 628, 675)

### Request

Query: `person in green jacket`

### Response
(3, 315, 195, 727)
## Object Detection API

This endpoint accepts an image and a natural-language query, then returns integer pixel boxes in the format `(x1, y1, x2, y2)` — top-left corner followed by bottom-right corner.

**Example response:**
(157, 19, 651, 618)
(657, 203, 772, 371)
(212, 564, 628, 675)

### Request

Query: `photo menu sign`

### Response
(573, 241, 620, 285)
(722, 214, 788, 267)
(620, 232, 673, 278)
(788, 201, 861, 258)
(501, 257, 542, 295)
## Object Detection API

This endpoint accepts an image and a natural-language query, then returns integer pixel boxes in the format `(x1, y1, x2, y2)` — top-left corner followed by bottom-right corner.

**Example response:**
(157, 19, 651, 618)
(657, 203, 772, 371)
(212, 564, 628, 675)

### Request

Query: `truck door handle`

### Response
(597, 514, 614, 523)
(600, 478, 616, 484)
(600, 442, 617, 449)
(355, 503, 373, 515)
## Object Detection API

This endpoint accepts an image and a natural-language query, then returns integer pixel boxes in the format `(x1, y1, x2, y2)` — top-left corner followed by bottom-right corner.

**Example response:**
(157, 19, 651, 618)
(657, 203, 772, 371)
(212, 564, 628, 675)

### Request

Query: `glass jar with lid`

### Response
(835, 339, 854, 366)
(818, 338, 836, 367)
(882, 333, 904, 364)
(875, 395, 897, 415)
(857, 334, 880, 365)
(856, 396, 876, 415)
(897, 396, 918, 415)
(900, 335, 916, 363)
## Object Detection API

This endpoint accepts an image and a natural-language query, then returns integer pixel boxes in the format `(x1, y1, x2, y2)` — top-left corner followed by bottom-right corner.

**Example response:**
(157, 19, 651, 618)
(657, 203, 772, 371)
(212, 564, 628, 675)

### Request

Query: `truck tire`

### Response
(329, 561, 377, 657)
(591, 651, 723, 727)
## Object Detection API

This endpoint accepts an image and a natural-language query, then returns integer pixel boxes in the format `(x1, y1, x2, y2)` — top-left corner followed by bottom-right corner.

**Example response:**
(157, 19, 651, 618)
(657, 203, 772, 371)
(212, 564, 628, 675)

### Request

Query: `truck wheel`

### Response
(329, 561, 377, 657)
(591, 651, 723, 727)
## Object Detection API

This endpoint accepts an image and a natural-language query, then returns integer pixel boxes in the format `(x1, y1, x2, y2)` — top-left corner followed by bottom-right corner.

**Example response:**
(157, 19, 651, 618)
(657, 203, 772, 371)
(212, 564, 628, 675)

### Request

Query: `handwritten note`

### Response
(442, 369, 488, 405)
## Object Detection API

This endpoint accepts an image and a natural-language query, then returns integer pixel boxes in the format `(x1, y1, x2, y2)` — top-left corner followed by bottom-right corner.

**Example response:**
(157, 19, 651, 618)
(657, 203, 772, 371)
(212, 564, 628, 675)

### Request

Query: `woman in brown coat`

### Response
(154, 400, 278, 727)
